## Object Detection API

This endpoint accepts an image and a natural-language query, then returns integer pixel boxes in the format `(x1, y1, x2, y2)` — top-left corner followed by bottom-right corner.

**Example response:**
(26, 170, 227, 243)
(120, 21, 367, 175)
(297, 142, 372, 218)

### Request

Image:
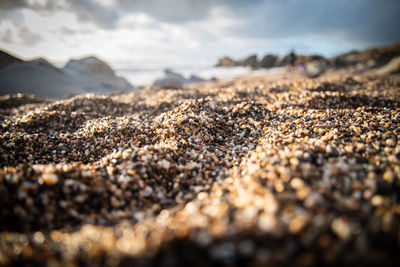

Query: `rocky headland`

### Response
(0, 50, 134, 98)
(217, 44, 400, 78)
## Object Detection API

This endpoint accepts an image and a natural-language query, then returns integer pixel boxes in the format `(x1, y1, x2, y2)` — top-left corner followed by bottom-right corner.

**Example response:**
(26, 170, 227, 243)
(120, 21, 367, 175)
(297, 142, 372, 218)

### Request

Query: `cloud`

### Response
(0, 0, 399, 61)
(0, 0, 119, 29)
(224, 0, 400, 46)
(18, 26, 43, 45)
(0, 0, 264, 28)
(66, 0, 119, 29)
(116, 0, 263, 24)
(0, 0, 26, 10)
(0, 29, 13, 44)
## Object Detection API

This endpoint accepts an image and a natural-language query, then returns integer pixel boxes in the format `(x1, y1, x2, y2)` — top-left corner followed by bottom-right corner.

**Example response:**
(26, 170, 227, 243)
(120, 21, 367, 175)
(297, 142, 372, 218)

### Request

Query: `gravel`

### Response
(0, 69, 399, 266)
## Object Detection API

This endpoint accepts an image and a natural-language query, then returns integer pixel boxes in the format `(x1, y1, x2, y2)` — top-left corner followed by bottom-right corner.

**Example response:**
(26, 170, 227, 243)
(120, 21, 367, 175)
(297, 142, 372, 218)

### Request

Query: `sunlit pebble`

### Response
(258, 213, 278, 232)
(370, 195, 385, 207)
(382, 170, 395, 183)
(290, 177, 304, 189)
(386, 139, 395, 146)
(289, 215, 308, 234)
(274, 180, 285, 192)
(331, 217, 351, 241)
(33, 232, 45, 244)
(42, 173, 59, 185)
(159, 159, 170, 169)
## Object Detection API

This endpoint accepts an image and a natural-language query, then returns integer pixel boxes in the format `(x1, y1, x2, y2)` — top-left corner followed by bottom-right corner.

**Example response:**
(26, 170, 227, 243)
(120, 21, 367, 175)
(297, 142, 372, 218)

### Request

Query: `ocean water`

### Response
(113, 62, 284, 87)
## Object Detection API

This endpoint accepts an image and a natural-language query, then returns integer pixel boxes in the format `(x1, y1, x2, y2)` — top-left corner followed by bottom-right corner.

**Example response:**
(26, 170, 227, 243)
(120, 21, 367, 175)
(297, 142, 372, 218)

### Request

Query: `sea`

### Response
(112, 62, 284, 87)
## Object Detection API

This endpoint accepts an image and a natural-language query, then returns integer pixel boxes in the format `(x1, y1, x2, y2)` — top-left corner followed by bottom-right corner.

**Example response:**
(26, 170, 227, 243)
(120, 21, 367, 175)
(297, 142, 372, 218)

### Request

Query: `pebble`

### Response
(331, 217, 351, 241)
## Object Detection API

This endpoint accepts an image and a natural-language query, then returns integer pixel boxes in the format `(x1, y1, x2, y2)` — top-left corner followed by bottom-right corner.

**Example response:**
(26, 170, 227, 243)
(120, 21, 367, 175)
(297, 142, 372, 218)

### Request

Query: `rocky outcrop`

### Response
(0, 49, 23, 70)
(277, 54, 327, 67)
(375, 56, 400, 75)
(276, 55, 291, 67)
(260, 54, 277, 68)
(240, 55, 258, 69)
(216, 43, 400, 72)
(153, 70, 207, 89)
(153, 69, 186, 89)
(0, 51, 134, 98)
(216, 56, 238, 67)
(330, 44, 400, 68)
(0, 61, 86, 98)
(63, 56, 134, 94)
(64, 56, 115, 77)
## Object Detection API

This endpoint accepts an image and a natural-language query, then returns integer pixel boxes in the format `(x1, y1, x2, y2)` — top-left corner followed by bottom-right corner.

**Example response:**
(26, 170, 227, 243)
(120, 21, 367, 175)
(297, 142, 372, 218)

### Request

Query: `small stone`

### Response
(386, 139, 395, 146)
(289, 215, 308, 234)
(290, 177, 304, 189)
(42, 173, 59, 185)
(160, 159, 170, 169)
(331, 217, 351, 241)
(258, 213, 278, 232)
(370, 195, 384, 207)
(383, 170, 394, 183)
(143, 186, 153, 197)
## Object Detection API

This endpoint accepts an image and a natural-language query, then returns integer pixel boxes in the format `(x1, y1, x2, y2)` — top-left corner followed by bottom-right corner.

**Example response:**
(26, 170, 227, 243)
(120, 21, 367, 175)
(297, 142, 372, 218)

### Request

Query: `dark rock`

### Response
(260, 54, 277, 69)
(240, 55, 258, 69)
(63, 56, 134, 93)
(277, 54, 327, 67)
(0, 51, 134, 98)
(216, 57, 238, 67)
(330, 43, 400, 69)
(189, 75, 206, 83)
(153, 69, 186, 89)
(375, 56, 400, 75)
(276, 55, 291, 67)
(64, 56, 115, 77)
(328, 57, 350, 68)
(0, 49, 23, 70)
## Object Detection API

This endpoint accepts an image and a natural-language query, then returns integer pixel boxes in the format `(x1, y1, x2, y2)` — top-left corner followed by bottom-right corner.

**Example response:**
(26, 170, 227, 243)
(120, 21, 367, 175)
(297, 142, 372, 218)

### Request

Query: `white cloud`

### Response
(0, 0, 399, 65)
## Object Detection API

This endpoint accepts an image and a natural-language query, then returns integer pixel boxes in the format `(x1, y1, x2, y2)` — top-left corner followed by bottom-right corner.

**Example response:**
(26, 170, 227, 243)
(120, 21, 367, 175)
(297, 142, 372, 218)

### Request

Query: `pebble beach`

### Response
(1, 67, 400, 266)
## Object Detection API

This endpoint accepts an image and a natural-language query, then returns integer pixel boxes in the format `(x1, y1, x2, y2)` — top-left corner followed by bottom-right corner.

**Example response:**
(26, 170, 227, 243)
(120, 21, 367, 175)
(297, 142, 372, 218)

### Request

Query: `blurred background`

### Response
(1, 0, 400, 86)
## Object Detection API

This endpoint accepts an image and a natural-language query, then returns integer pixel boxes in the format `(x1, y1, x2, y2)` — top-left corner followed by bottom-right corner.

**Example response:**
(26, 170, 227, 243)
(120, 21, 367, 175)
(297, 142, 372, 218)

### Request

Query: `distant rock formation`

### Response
(216, 53, 327, 69)
(0, 60, 86, 98)
(240, 55, 258, 69)
(153, 69, 187, 89)
(64, 56, 115, 77)
(216, 55, 259, 69)
(0, 51, 134, 98)
(375, 56, 400, 75)
(215, 43, 400, 74)
(153, 70, 207, 89)
(0, 49, 22, 70)
(329, 44, 400, 68)
(216, 56, 238, 67)
(63, 56, 134, 94)
(260, 55, 277, 68)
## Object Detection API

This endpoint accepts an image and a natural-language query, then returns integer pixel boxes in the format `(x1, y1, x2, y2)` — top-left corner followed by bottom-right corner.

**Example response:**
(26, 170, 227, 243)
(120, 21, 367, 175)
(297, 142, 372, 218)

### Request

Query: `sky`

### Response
(0, 0, 399, 66)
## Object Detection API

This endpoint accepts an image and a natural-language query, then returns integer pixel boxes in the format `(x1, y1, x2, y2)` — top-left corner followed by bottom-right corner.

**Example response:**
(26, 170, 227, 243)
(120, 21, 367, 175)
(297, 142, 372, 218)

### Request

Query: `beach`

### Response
(1, 64, 399, 266)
